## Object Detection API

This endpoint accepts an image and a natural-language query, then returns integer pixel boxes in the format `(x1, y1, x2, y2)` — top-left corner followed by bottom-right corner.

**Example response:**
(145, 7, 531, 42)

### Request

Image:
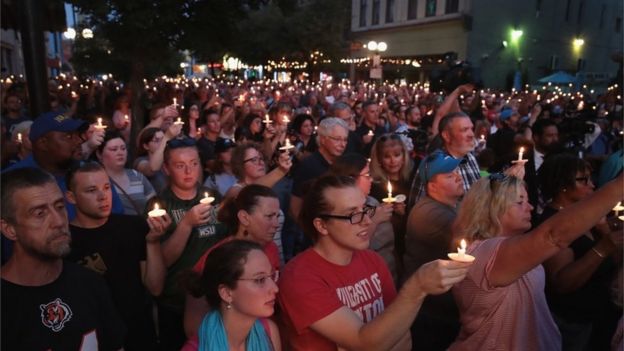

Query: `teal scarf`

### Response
(198, 311, 272, 351)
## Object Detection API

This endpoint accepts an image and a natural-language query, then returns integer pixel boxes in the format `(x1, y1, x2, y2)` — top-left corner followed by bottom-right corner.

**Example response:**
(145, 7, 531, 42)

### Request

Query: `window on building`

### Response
(408, 0, 418, 19)
(599, 5, 606, 28)
(446, 0, 459, 14)
(359, 0, 367, 27)
(565, 0, 571, 22)
(616, 17, 622, 33)
(372, 0, 380, 25)
(577, 1, 583, 25)
(426, 0, 436, 17)
(386, 0, 395, 23)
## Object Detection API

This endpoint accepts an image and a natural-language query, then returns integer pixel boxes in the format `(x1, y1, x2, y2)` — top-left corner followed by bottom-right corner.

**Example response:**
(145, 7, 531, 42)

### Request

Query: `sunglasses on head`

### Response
(488, 172, 508, 191)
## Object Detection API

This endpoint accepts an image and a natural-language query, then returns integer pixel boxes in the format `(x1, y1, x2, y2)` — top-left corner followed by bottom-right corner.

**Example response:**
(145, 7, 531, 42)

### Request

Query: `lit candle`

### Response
(148, 203, 166, 218)
(480, 134, 485, 142)
(71, 91, 77, 98)
(197, 127, 202, 135)
(263, 114, 272, 125)
(614, 202, 624, 217)
(200, 192, 215, 205)
(124, 114, 129, 122)
(279, 137, 295, 151)
(96, 117, 106, 129)
(448, 239, 475, 262)
(282, 115, 290, 124)
(383, 181, 396, 203)
(367, 130, 374, 137)
(517, 147, 524, 161)
(174, 117, 184, 125)
(17, 133, 22, 143)
(172, 97, 178, 108)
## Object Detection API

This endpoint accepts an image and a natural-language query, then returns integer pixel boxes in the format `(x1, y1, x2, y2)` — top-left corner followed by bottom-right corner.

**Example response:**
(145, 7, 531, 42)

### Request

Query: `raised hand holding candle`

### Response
(263, 114, 272, 125)
(172, 97, 178, 108)
(382, 181, 396, 203)
(613, 202, 624, 217)
(174, 117, 184, 125)
(512, 147, 525, 164)
(17, 133, 22, 143)
(148, 203, 166, 218)
(448, 239, 475, 263)
(367, 130, 374, 136)
(480, 135, 485, 142)
(200, 192, 215, 205)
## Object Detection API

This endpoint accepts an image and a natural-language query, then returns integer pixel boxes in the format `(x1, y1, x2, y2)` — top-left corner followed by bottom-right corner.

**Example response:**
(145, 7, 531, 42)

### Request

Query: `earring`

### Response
(226, 302, 232, 309)
(562, 188, 567, 192)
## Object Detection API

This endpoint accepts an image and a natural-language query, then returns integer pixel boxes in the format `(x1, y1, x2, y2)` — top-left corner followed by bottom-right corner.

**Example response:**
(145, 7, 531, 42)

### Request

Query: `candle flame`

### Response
(460, 239, 467, 250)
(387, 181, 392, 195)
(519, 147, 524, 154)
(154, 203, 160, 210)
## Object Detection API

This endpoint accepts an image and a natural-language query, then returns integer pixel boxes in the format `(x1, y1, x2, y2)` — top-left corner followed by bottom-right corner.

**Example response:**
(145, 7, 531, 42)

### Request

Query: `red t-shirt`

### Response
(278, 248, 397, 350)
(192, 237, 280, 274)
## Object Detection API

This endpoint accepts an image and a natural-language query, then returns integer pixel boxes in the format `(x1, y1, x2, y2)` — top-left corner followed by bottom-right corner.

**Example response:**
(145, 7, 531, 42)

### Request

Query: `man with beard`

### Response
(65, 161, 169, 350)
(1, 168, 125, 350)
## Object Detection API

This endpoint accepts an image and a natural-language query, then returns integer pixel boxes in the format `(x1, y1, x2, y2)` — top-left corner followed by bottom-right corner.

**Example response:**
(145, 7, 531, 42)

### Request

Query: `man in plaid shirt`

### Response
(408, 112, 480, 209)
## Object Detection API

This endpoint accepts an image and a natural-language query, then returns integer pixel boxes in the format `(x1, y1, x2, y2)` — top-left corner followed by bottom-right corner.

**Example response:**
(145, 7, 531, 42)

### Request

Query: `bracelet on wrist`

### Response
(591, 247, 606, 258)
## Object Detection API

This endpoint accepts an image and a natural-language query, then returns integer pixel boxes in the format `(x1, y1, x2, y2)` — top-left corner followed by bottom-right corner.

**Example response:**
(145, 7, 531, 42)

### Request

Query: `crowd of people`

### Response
(1, 72, 623, 351)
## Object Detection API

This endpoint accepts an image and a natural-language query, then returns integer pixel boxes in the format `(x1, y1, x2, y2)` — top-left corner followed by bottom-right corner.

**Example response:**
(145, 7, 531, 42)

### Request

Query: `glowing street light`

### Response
(511, 29, 523, 42)
(377, 42, 388, 52)
(367, 41, 378, 51)
(81, 28, 94, 39)
(573, 38, 585, 47)
(63, 27, 76, 40)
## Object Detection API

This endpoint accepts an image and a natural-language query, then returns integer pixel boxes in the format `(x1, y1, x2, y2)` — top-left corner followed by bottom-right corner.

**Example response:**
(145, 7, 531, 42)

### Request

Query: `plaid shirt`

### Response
(408, 151, 481, 210)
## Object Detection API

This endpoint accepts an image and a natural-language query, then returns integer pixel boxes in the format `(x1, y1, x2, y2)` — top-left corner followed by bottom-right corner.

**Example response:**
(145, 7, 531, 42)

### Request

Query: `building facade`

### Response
(350, 0, 623, 88)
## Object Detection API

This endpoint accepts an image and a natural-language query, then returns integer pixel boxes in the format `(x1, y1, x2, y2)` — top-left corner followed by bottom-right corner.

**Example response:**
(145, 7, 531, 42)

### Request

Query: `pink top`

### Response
(449, 237, 561, 351)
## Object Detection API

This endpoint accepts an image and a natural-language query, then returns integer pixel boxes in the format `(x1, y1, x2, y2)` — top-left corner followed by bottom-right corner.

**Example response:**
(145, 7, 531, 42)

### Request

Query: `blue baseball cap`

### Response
(419, 151, 462, 183)
(499, 108, 514, 121)
(29, 111, 88, 142)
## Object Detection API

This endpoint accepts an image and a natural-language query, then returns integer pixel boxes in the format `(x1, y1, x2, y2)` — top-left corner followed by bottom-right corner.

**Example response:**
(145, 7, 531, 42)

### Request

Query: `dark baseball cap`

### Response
(215, 138, 236, 153)
(29, 111, 88, 142)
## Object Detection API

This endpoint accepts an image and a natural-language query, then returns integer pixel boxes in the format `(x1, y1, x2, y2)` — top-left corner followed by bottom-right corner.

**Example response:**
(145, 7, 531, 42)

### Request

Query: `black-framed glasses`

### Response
(488, 172, 508, 191)
(166, 137, 196, 148)
(575, 177, 591, 185)
(318, 205, 376, 225)
(243, 156, 265, 164)
(238, 271, 279, 287)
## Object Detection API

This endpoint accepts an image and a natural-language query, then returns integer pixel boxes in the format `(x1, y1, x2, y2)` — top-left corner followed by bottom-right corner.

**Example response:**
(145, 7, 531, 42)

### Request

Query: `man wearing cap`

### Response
(2, 111, 125, 220)
(403, 150, 464, 351)
(487, 107, 524, 171)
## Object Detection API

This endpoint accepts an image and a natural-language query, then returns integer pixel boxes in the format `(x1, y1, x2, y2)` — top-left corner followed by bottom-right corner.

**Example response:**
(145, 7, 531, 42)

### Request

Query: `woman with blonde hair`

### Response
(369, 133, 413, 275)
(448, 173, 623, 350)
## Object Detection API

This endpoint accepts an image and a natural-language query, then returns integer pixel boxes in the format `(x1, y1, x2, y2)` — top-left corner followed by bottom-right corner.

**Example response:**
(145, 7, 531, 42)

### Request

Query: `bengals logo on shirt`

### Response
(40, 298, 73, 332)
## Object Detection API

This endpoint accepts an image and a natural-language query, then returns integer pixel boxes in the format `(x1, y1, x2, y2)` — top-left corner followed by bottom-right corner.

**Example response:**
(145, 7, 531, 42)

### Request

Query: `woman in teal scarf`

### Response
(181, 240, 281, 351)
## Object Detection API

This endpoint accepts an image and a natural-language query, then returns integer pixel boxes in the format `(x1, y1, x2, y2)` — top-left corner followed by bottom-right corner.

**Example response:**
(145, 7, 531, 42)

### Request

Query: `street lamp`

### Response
(82, 28, 94, 39)
(511, 29, 523, 42)
(573, 38, 585, 47)
(366, 40, 388, 81)
(63, 28, 76, 40)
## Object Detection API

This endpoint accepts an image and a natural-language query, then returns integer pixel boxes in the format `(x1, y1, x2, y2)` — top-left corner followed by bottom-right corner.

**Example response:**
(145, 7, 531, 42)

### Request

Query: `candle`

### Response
(174, 117, 184, 125)
(517, 147, 524, 161)
(71, 91, 77, 98)
(263, 114, 272, 125)
(367, 130, 374, 137)
(614, 202, 624, 217)
(197, 127, 202, 135)
(17, 133, 22, 143)
(383, 181, 396, 203)
(148, 203, 166, 218)
(448, 239, 475, 263)
(172, 97, 178, 108)
(200, 192, 215, 205)
(282, 115, 290, 124)
(279, 137, 295, 151)
(124, 114, 129, 122)
(96, 117, 106, 129)
(480, 135, 485, 142)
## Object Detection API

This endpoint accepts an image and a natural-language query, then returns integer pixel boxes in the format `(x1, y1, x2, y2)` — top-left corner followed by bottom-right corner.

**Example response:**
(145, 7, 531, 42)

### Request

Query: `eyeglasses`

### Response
(238, 271, 279, 287)
(166, 137, 196, 149)
(488, 172, 508, 191)
(325, 135, 348, 144)
(318, 205, 376, 225)
(243, 156, 265, 165)
(575, 177, 591, 185)
(358, 172, 372, 179)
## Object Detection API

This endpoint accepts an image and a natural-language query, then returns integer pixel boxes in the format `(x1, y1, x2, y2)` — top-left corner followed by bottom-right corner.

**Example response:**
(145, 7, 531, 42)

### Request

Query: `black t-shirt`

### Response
(2, 261, 126, 350)
(68, 214, 154, 349)
(291, 151, 331, 197)
(355, 124, 386, 157)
